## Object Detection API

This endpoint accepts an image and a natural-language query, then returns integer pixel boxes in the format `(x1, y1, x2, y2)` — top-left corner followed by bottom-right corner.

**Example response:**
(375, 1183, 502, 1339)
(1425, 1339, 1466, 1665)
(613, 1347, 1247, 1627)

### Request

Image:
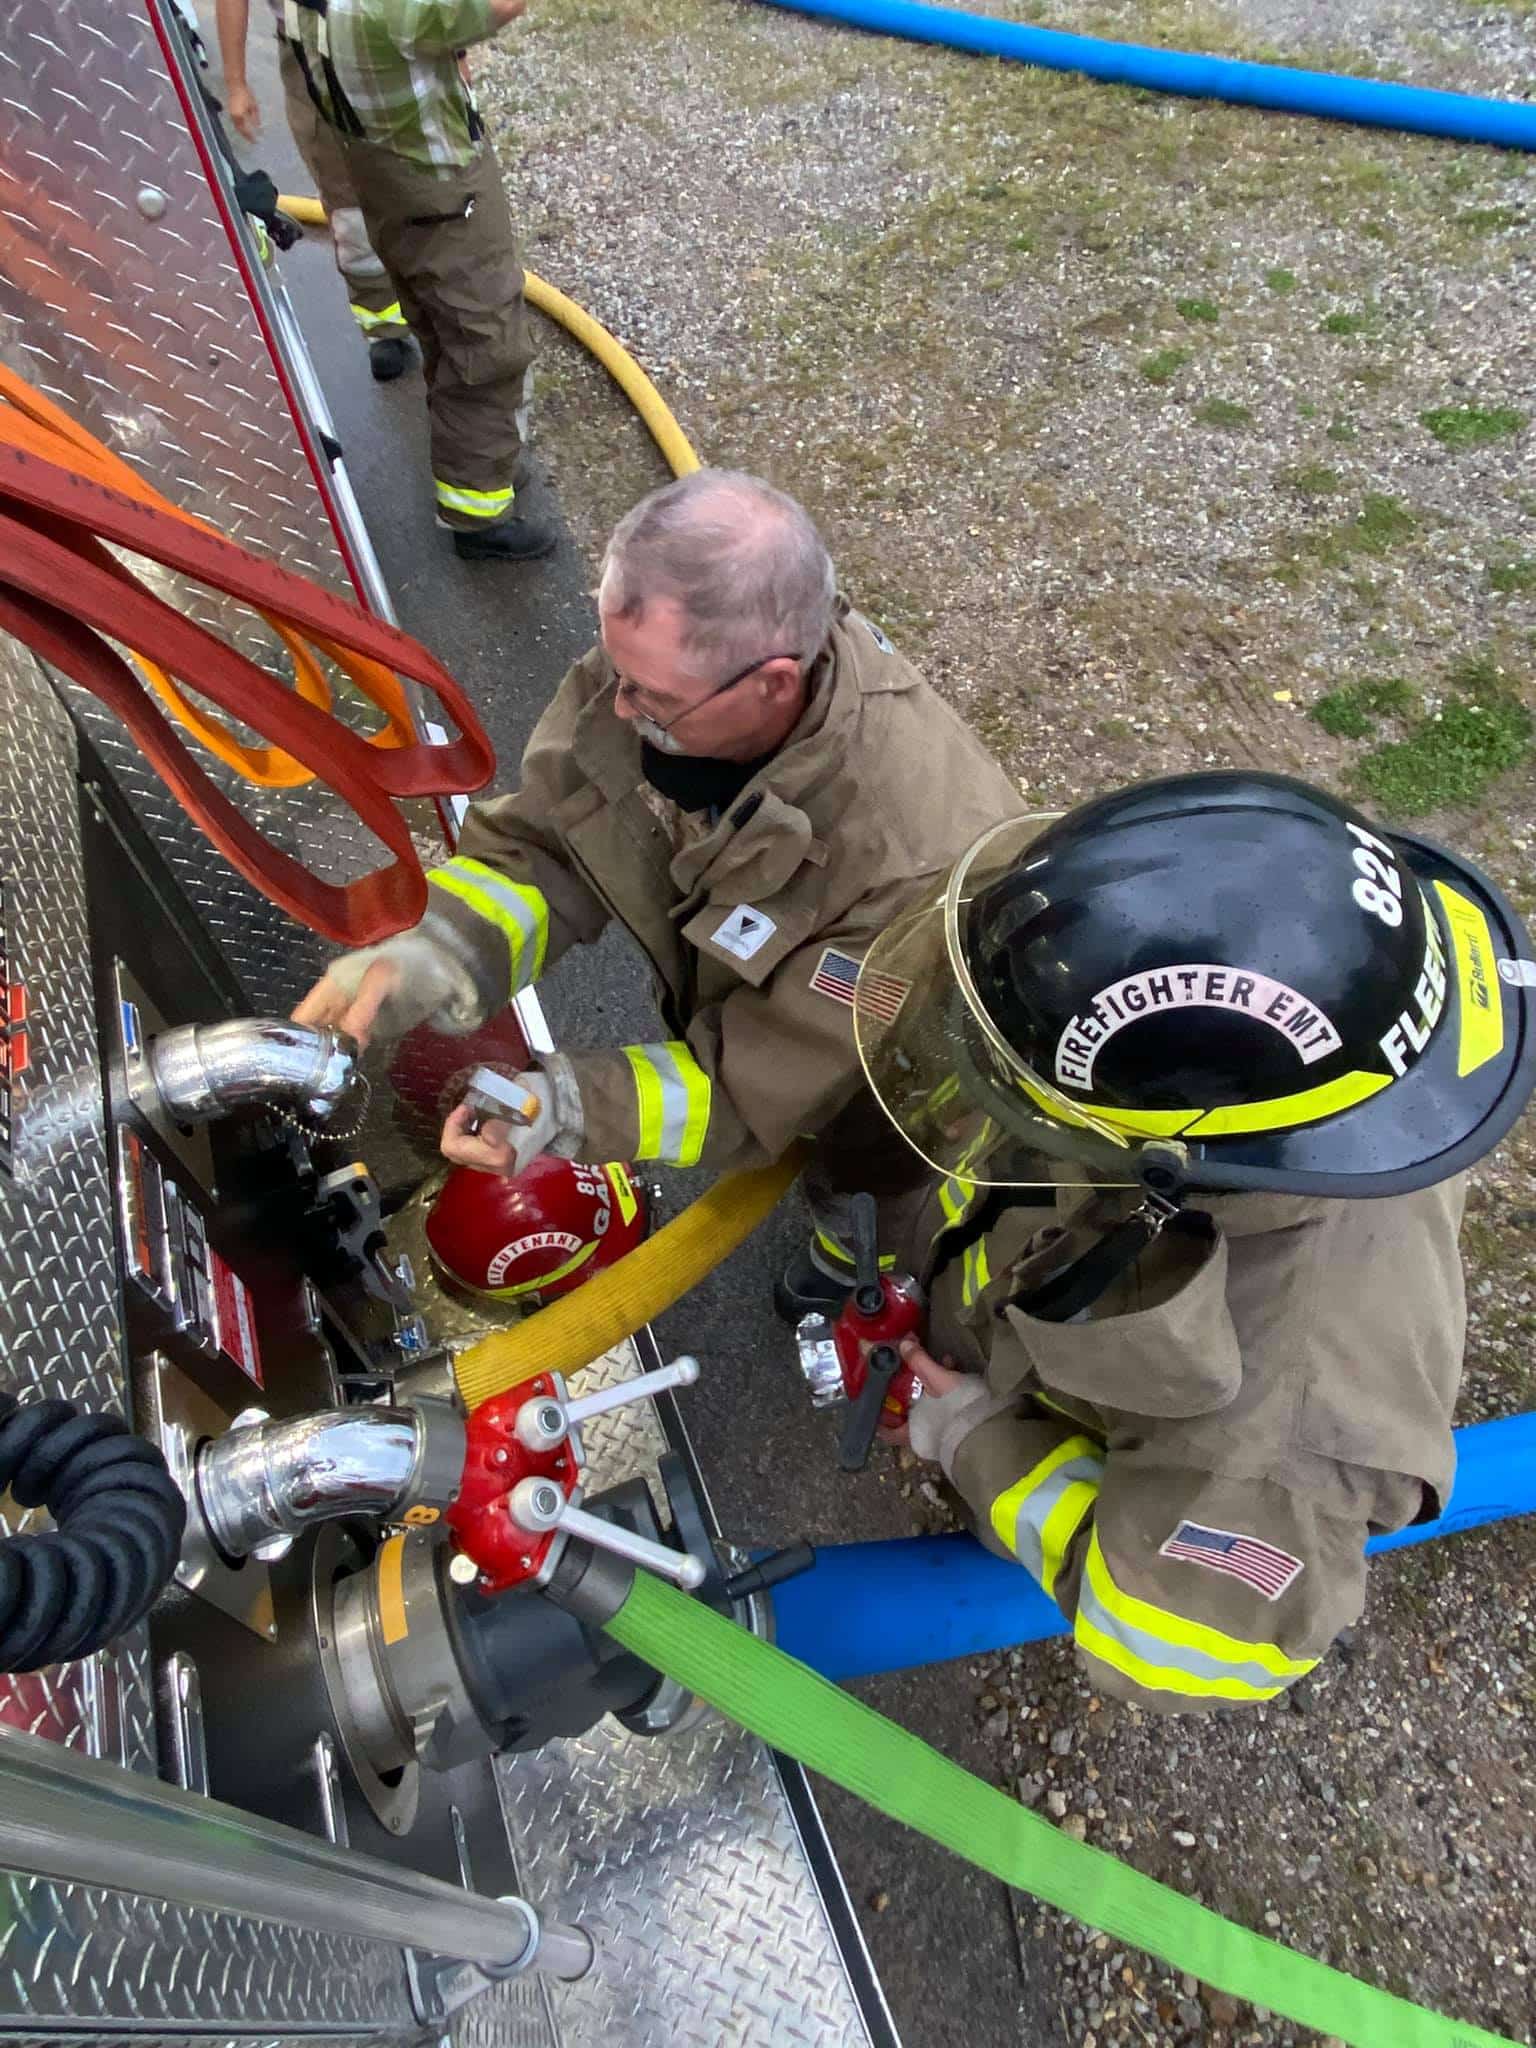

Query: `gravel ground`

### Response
(470, 1, 1535, 2041)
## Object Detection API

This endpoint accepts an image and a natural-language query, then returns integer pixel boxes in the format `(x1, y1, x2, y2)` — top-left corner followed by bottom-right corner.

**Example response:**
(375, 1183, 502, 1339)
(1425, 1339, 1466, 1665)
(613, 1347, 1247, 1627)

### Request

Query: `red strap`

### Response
(0, 578, 426, 945)
(0, 439, 495, 798)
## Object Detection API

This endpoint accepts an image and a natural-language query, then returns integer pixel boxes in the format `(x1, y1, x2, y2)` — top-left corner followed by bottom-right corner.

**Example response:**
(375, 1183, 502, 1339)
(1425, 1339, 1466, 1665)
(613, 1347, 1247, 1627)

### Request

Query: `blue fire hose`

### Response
(756, 0, 1536, 152)
(771, 1411, 1536, 1681)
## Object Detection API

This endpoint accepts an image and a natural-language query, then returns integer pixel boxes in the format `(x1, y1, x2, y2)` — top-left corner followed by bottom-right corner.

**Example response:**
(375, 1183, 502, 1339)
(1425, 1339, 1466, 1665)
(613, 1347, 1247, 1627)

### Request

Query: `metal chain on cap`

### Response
(267, 1072, 374, 1143)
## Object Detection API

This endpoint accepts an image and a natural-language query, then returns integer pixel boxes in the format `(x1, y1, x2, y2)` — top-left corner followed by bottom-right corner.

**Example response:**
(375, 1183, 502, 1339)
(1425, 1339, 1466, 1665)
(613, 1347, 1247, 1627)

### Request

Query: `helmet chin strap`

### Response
(1008, 1181, 1198, 1325)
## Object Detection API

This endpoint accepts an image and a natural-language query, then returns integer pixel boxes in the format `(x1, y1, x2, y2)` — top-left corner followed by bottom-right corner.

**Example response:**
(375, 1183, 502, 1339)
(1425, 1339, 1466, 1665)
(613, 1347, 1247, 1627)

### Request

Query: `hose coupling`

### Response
(197, 1396, 465, 1560)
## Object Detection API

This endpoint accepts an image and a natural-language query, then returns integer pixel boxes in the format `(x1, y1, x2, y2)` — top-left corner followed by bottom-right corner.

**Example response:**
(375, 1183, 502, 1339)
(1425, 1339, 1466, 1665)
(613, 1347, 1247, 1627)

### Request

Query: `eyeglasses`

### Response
(614, 651, 801, 733)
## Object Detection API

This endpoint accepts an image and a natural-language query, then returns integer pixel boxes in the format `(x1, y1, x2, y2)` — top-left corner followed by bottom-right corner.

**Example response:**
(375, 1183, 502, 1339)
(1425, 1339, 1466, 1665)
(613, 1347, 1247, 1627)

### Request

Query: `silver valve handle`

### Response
(513, 1356, 702, 1453)
(507, 1477, 707, 1591)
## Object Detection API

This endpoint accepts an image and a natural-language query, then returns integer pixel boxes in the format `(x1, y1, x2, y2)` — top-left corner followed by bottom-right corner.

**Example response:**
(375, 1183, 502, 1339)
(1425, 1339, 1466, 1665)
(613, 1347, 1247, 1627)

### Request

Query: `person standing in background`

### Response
(216, 0, 414, 382)
(247, 0, 554, 563)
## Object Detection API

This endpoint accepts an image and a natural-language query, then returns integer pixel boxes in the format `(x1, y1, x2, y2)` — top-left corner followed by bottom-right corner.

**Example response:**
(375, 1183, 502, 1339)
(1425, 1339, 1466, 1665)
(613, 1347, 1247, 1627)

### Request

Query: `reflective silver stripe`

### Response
(427, 858, 548, 994)
(624, 1041, 711, 1165)
(992, 1438, 1103, 1589)
(1073, 1536, 1312, 1702)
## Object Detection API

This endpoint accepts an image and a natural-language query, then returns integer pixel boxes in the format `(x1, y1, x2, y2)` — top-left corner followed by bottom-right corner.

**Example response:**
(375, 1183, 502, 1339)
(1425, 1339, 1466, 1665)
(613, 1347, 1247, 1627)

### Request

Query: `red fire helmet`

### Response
(425, 1155, 648, 1306)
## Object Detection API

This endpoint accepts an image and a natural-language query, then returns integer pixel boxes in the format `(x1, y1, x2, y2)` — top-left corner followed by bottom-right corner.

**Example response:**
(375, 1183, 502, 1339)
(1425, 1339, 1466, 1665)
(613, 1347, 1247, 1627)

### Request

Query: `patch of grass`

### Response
(1353, 493, 1416, 552)
(1195, 397, 1252, 428)
(1140, 347, 1192, 385)
(1277, 463, 1342, 497)
(1320, 308, 1371, 336)
(1488, 555, 1536, 594)
(1272, 493, 1417, 585)
(1264, 267, 1298, 294)
(1327, 417, 1359, 443)
(1351, 656, 1532, 815)
(1175, 295, 1220, 324)
(1421, 405, 1526, 449)
(1310, 675, 1418, 739)
(1452, 205, 1522, 233)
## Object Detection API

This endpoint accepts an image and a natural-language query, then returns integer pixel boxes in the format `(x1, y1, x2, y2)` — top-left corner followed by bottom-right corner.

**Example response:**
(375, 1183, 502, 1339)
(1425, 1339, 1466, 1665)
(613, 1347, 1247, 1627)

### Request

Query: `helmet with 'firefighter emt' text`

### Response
(853, 771, 1536, 1198)
(425, 1155, 648, 1305)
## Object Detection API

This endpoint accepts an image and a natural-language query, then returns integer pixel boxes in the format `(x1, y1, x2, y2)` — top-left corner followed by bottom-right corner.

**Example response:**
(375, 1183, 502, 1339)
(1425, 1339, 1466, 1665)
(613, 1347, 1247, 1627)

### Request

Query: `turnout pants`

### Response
(277, 43, 406, 344)
(345, 139, 535, 529)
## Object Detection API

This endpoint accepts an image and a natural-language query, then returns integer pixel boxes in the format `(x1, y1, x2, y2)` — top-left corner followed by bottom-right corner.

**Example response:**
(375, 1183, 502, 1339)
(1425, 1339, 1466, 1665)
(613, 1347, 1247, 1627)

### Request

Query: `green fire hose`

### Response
(605, 1572, 1520, 2048)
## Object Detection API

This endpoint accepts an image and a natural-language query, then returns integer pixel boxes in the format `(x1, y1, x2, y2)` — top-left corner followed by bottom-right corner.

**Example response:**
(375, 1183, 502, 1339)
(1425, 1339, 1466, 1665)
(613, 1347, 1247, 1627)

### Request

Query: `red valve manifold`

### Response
(445, 1375, 581, 1592)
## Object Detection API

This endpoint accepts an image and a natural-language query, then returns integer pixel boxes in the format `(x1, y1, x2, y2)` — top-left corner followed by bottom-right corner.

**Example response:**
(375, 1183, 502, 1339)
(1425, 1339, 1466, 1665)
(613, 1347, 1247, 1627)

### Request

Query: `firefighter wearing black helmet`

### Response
(856, 771, 1536, 1713)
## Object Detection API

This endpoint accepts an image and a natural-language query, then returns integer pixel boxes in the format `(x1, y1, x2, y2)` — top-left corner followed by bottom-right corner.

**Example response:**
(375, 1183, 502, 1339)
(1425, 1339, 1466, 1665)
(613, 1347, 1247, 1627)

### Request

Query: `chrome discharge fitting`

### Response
(148, 1018, 358, 1125)
(197, 1398, 465, 1561)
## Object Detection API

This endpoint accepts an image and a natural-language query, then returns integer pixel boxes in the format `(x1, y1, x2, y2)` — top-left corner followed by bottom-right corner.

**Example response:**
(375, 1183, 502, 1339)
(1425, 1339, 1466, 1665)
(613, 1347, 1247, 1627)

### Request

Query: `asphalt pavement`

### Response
(219, 30, 1041, 2041)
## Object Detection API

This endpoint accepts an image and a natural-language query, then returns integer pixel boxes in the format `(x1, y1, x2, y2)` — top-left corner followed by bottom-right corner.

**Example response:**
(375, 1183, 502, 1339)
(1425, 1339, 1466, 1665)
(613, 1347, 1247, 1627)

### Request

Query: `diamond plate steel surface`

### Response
(497, 1345, 872, 2048)
(0, 647, 424, 2047)
(0, 0, 425, 1014)
(451, 1971, 559, 2048)
(0, 646, 155, 1772)
(0, 1868, 417, 2034)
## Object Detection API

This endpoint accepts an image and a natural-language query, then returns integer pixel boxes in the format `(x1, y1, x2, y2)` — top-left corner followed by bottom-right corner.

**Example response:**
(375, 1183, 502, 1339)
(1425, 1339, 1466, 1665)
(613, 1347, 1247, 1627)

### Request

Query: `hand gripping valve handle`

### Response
(797, 1193, 925, 1472)
(446, 1357, 707, 1593)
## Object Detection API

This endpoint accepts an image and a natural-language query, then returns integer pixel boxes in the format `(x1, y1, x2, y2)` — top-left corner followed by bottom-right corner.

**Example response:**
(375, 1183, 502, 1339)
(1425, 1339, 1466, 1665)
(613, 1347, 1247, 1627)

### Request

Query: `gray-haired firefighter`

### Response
(216, 0, 414, 381)
(293, 468, 1024, 1296)
(852, 772, 1535, 1712)
(276, 0, 553, 561)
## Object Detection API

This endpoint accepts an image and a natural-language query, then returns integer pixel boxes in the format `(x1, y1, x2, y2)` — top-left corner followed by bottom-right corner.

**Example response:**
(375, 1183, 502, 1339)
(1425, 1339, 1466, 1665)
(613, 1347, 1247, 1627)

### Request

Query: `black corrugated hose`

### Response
(0, 1390, 186, 1673)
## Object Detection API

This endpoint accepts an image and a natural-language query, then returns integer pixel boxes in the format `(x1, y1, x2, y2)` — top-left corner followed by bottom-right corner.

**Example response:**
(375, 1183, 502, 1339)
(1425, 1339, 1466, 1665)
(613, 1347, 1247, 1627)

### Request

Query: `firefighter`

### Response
(278, 0, 553, 562)
(215, 0, 414, 380)
(293, 468, 1025, 1303)
(852, 771, 1535, 1713)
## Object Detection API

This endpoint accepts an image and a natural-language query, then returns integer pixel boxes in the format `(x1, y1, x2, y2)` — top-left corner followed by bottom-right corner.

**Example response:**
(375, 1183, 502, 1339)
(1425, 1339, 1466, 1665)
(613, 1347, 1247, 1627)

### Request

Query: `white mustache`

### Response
(633, 715, 686, 754)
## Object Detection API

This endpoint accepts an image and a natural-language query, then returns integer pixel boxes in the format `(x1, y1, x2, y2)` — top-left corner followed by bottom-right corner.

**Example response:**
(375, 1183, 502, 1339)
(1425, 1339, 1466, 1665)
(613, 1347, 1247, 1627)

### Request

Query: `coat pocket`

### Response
(1003, 1228, 1243, 1420)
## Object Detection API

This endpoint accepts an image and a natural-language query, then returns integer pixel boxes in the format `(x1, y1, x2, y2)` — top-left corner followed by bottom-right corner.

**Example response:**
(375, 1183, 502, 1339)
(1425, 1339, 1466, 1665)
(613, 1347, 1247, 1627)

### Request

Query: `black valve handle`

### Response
(838, 1342, 901, 1474)
(849, 1192, 884, 1316)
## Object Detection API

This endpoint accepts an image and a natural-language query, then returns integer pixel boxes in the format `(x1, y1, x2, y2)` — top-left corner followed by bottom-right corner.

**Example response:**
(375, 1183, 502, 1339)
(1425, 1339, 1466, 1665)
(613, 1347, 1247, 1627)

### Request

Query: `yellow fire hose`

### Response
(451, 1143, 807, 1409)
(276, 196, 700, 480)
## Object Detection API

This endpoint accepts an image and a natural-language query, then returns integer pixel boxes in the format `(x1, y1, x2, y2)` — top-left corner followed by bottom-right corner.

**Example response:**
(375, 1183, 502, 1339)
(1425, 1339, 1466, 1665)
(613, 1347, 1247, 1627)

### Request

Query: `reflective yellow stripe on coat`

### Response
(1073, 1532, 1317, 1704)
(622, 1042, 712, 1166)
(988, 1434, 1103, 1597)
(427, 856, 549, 999)
(960, 1236, 992, 1308)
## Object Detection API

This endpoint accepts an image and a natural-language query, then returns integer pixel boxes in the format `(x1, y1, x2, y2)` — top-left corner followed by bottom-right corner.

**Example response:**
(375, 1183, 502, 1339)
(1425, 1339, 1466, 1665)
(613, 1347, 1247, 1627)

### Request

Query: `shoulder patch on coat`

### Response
(710, 904, 777, 961)
(861, 613, 894, 654)
(810, 946, 910, 1022)
(1158, 1520, 1303, 1602)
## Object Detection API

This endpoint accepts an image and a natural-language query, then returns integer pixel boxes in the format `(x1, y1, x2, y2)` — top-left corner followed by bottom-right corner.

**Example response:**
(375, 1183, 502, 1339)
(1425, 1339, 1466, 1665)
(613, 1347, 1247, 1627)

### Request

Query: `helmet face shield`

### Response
(854, 818, 1140, 1187)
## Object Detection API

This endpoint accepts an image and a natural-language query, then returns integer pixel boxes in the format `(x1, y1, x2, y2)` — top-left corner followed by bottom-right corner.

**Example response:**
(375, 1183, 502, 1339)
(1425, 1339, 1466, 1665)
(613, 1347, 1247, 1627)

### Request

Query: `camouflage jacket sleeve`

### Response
(415, 656, 613, 1028)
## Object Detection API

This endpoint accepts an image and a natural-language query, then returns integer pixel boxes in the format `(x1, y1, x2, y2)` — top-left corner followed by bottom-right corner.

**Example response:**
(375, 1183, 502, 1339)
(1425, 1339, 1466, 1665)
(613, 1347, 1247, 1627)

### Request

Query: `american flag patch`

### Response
(1158, 1520, 1303, 1601)
(810, 947, 909, 1023)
